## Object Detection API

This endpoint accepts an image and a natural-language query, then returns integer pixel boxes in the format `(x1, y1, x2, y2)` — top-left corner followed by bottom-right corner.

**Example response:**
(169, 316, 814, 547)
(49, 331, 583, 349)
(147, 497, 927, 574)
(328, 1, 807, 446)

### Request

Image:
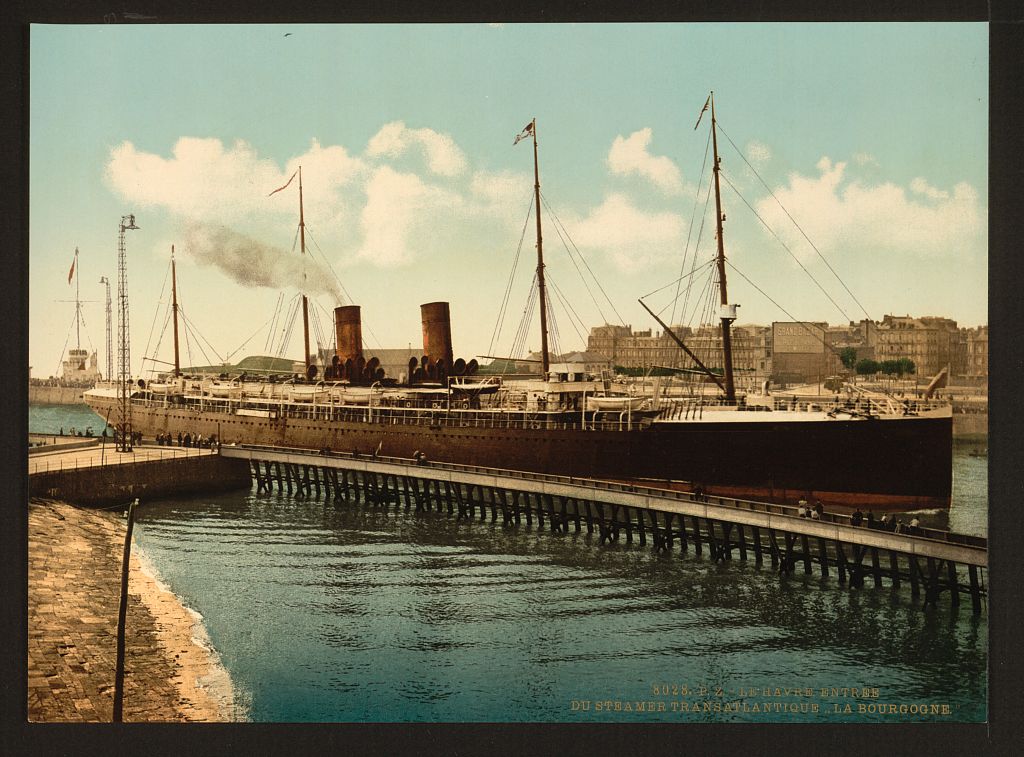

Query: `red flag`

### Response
(268, 170, 298, 197)
(67, 251, 76, 284)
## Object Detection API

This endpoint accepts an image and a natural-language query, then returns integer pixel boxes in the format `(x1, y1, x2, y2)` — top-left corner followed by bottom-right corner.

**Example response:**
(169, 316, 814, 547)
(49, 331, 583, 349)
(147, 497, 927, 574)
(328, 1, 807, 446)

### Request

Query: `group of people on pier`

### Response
(154, 431, 218, 449)
(851, 508, 922, 534)
(796, 497, 825, 520)
(796, 497, 924, 535)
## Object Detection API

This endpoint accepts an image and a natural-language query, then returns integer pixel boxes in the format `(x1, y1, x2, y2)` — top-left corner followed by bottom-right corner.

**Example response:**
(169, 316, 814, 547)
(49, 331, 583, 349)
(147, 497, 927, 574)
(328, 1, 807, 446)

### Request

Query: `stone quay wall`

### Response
(29, 455, 252, 507)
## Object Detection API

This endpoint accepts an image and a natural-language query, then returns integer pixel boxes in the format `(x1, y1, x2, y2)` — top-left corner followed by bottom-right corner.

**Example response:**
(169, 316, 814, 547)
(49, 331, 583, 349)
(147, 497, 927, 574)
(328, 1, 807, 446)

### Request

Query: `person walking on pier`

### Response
(851, 508, 863, 526)
(866, 511, 876, 529)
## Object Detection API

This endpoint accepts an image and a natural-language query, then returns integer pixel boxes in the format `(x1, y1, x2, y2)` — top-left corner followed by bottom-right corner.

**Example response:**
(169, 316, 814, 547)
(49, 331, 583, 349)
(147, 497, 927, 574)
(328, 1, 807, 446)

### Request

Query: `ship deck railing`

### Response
(130, 396, 658, 431)
(131, 392, 948, 426)
(232, 442, 986, 550)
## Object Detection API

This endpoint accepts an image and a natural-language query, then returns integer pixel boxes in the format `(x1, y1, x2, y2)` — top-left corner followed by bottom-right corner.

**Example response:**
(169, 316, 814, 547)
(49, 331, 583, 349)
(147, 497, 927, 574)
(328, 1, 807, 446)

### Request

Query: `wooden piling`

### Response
(968, 565, 982, 615)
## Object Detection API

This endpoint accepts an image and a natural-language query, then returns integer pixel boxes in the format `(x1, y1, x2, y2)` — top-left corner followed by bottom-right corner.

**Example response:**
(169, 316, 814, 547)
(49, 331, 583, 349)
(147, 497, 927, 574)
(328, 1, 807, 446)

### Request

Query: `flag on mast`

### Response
(694, 95, 711, 130)
(67, 249, 77, 284)
(513, 121, 534, 145)
(268, 170, 298, 197)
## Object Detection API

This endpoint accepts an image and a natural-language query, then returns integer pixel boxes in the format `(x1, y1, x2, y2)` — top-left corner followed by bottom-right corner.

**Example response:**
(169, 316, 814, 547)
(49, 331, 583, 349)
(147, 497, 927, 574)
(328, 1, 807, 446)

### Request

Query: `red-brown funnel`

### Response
(421, 302, 454, 369)
(335, 305, 363, 363)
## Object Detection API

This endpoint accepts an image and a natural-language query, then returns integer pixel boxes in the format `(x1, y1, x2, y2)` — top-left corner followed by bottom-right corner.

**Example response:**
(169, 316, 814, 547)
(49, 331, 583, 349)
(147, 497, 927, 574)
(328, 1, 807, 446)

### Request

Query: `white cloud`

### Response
(355, 166, 463, 267)
(105, 137, 365, 226)
(104, 128, 698, 275)
(853, 151, 879, 167)
(366, 121, 467, 177)
(607, 128, 683, 194)
(909, 177, 950, 201)
(570, 192, 686, 272)
(754, 157, 984, 261)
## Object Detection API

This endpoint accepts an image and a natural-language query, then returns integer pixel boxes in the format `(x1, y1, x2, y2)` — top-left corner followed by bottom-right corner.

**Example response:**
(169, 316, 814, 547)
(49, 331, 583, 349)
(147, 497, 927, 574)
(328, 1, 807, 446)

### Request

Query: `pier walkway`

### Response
(222, 444, 987, 614)
(28, 444, 246, 507)
(28, 442, 216, 476)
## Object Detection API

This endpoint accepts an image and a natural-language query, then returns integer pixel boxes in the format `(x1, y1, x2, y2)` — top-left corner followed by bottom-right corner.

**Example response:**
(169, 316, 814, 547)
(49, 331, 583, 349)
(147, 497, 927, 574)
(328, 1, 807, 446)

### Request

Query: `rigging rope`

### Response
(509, 273, 539, 363)
(540, 193, 608, 325)
(141, 260, 172, 372)
(488, 191, 535, 360)
(225, 309, 283, 363)
(539, 190, 626, 326)
(275, 295, 301, 360)
(146, 309, 172, 374)
(716, 121, 873, 322)
(672, 125, 713, 326)
(304, 226, 385, 351)
(264, 293, 284, 354)
(178, 309, 223, 366)
(726, 260, 847, 361)
(546, 286, 561, 359)
(682, 174, 717, 321)
(54, 314, 76, 378)
(546, 275, 588, 347)
(719, 169, 852, 322)
(640, 259, 716, 308)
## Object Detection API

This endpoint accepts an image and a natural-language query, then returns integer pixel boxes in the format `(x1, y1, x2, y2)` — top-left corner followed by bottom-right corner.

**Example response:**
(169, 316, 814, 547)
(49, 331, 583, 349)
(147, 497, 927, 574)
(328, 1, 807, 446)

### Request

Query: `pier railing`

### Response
(27, 445, 215, 476)
(228, 443, 986, 550)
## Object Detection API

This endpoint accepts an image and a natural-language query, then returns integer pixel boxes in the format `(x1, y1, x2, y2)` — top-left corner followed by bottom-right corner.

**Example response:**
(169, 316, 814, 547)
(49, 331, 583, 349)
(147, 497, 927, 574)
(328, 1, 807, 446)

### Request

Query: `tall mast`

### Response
(299, 166, 311, 377)
(100, 275, 112, 381)
(74, 247, 81, 352)
(710, 92, 737, 403)
(530, 119, 551, 375)
(170, 245, 181, 377)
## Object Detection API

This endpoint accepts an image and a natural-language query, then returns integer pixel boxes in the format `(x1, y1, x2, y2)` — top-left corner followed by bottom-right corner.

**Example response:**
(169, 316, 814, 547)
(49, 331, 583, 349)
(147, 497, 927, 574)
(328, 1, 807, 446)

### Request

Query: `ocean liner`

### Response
(85, 104, 953, 510)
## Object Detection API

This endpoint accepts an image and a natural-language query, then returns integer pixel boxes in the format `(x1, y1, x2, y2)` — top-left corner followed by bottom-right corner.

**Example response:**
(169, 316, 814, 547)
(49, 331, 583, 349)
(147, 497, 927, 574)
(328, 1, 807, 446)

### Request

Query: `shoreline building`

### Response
(586, 323, 771, 388)
(60, 348, 101, 384)
(875, 315, 960, 379)
(962, 325, 988, 381)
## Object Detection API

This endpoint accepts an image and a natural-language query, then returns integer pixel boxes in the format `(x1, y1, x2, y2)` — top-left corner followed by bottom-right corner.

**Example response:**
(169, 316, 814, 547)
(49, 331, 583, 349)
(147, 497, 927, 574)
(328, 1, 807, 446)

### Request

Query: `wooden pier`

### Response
(220, 444, 987, 615)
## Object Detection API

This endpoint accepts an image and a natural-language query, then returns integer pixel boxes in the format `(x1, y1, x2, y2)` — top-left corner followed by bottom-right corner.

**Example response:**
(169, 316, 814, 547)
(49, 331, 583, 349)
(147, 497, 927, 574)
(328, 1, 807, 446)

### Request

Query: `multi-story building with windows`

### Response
(875, 315, 959, 378)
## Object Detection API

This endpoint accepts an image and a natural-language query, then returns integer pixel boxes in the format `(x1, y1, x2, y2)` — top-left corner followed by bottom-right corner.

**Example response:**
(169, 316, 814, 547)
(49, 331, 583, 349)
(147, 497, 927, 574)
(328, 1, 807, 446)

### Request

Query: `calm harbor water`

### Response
(30, 404, 988, 722)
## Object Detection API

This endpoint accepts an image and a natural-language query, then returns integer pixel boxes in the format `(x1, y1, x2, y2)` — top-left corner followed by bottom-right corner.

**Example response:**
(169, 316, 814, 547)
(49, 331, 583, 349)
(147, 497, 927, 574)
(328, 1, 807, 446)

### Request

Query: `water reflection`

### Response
(131, 485, 987, 722)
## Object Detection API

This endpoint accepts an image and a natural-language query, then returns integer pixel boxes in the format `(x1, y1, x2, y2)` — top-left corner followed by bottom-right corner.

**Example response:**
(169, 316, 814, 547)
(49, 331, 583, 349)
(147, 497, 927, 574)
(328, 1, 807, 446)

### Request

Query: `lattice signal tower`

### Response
(116, 215, 139, 452)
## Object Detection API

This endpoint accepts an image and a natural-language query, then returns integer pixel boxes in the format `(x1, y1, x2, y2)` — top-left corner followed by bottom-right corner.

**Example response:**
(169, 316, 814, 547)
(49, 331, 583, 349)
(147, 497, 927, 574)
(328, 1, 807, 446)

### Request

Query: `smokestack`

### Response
(334, 305, 363, 364)
(421, 302, 454, 370)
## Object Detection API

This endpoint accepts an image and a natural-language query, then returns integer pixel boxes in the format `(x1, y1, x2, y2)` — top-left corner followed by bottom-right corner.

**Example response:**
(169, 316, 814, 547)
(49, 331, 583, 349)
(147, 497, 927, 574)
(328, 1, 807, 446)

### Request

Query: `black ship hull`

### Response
(87, 395, 953, 510)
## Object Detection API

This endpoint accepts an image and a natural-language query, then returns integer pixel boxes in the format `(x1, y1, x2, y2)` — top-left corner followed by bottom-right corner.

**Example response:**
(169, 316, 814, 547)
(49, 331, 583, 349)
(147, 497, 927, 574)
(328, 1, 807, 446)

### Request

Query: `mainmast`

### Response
(709, 92, 737, 403)
(170, 245, 181, 377)
(73, 247, 81, 352)
(299, 166, 312, 377)
(529, 119, 551, 375)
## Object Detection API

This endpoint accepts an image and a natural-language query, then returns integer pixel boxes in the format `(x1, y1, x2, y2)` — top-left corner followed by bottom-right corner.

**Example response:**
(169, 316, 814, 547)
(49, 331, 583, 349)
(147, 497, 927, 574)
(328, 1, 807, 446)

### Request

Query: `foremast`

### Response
(709, 92, 737, 403)
(516, 119, 550, 375)
(170, 245, 181, 377)
(298, 166, 312, 378)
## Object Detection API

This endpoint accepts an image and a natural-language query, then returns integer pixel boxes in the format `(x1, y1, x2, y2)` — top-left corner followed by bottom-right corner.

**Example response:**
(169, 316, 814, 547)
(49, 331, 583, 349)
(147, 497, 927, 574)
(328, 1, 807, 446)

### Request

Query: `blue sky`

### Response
(29, 23, 987, 378)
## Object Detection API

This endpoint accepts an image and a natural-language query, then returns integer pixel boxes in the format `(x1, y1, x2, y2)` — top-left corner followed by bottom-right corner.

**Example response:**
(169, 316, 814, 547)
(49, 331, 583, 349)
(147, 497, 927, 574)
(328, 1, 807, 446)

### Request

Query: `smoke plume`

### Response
(182, 222, 343, 302)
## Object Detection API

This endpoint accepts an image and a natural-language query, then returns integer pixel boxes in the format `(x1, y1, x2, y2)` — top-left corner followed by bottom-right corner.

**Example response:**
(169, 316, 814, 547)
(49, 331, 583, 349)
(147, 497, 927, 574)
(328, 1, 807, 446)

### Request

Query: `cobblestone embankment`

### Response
(28, 500, 239, 722)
